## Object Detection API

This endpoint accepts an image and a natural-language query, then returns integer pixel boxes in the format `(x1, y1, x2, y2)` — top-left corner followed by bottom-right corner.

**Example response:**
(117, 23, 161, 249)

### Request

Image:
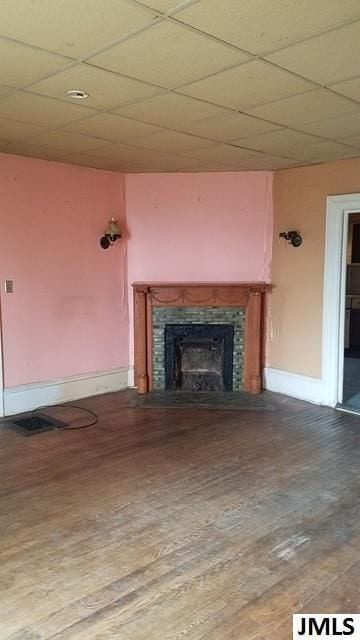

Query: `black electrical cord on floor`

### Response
(31, 403, 99, 430)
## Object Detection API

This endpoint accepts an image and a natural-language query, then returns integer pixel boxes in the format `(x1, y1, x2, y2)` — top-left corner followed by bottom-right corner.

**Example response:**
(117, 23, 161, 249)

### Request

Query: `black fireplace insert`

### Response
(165, 323, 234, 391)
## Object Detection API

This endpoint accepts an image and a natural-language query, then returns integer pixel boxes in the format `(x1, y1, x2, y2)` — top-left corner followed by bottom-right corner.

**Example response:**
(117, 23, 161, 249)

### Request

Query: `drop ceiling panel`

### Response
(58, 152, 136, 171)
(135, 0, 198, 13)
(1, 1, 360, 171)
(331, 76, 360, 103)
(84, 141, 194, 166)
(233, 129, 323, 159)
(113, 92, 228, 128)
(339, 134, 360, 147)
(28, 63, 163, 110)
(293, 140, 358, 162)
(229, 155, 301, 170)
(0, 39, 72, 88)
(178, 112, 282, 141)
(0, 118, 48, 142)
(298, 112, 360, 139)
(245, 89, 359, 127)
(181, 158, 299, 171)
(1, 142, 65, 160)
(174, 0, 360, 54)
(126, 154, 206, 171)
(88, 21, 249, 89)
(0, 86, 14, 97)
(128, 130, 216, 153)
(67, 112, 166, 142)
(185, 142, 286, 165)
(24, 131, 114, 153)
(0, 92, 97, 127)
(178, 60, 315, 110)
(173, 165, 234, 172)
(266, 21, 360, 85)
(0, 0, 157, 57)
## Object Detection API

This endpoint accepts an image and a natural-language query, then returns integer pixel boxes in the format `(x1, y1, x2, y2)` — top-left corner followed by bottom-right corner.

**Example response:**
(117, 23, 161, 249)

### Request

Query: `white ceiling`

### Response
(1, 0, 360, 172)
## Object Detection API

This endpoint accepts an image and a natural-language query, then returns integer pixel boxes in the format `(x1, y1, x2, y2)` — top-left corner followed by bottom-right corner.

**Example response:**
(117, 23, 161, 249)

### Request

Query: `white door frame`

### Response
(322, 193, 360, 407)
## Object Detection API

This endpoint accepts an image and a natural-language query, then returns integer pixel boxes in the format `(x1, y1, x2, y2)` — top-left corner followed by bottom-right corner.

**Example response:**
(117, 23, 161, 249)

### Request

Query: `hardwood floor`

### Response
(0, 391, 359, 639)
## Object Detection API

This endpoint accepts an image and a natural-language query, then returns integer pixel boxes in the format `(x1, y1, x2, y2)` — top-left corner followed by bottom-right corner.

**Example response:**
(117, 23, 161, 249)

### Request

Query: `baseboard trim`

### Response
(264, 367, 323, 404)
(127, 365, 135, 388)
(4, 367, 129, 416)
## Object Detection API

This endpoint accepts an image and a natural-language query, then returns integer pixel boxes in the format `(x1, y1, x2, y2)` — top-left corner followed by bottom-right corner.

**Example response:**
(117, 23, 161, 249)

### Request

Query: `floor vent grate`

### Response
(5, 413, 68, 436)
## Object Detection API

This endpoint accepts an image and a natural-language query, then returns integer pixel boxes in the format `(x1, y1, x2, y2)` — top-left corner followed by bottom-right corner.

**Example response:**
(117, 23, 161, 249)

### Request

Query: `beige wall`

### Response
(269, 157, 360, 378)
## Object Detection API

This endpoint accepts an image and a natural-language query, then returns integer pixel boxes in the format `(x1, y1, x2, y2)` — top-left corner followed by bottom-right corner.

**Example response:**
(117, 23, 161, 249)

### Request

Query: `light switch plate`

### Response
(5, 280, 14, 293)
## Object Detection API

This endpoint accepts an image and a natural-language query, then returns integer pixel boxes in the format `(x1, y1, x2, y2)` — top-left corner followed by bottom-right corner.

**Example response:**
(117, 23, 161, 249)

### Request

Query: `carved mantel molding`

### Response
(132, 282, 271, 395)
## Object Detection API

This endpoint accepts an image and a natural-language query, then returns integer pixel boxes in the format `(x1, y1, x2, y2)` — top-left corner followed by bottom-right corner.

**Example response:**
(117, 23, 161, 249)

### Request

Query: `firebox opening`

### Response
(165, 324, 234, 392)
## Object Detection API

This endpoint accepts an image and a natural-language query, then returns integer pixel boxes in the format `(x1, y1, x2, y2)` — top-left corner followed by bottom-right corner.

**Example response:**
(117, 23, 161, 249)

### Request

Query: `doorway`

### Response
(0, 298, 3, 417)
(322, 194, 360, 409)
(342, 213, 360, 410)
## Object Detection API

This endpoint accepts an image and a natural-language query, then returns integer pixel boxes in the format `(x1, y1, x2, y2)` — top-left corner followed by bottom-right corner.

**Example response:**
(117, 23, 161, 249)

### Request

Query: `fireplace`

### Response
(165, 324, 234, 391)
(132, 282, 270, 394)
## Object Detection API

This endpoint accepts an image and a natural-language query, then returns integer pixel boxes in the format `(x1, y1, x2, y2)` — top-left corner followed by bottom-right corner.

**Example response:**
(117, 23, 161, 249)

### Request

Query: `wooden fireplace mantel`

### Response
(132, 282, 271, 395)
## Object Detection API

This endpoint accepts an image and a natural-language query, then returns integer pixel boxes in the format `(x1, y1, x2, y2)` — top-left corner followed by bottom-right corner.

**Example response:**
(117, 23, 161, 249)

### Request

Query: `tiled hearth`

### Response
(132, 282, 269, 394)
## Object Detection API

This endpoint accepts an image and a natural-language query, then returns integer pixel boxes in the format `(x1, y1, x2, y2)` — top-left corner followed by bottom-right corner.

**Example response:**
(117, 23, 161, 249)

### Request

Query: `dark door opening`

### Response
(343, 212, 360, 410)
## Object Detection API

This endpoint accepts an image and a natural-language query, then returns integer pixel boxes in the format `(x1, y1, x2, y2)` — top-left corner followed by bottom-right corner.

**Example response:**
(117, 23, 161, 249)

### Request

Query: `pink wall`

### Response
(0, 153, 128, 388)
(126, 172, 273, 283)
(126, 171, 273, 363)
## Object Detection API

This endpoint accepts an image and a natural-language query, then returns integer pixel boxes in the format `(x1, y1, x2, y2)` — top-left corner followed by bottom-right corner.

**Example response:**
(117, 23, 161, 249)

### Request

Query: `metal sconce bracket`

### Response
(279, 230, 303, 247)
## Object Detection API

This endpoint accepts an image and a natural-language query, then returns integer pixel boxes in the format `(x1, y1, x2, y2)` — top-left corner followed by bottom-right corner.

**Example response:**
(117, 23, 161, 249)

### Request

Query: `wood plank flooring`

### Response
(0, 391, 359, 639)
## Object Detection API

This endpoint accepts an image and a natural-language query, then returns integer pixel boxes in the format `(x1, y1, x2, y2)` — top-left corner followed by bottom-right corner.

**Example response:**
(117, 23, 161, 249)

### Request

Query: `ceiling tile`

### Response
(294, 140, 359, 162)
(24, 130, 114, 153)
(128, 130, 216, 153)
(135, 0, 196, 13)
(230, 154, 301, 170)
(297, 111, 360, 139)
(174, 0, 360, 54)
(233, 129, 322, 159)
(331, 76, 360, 102)
(28, 63, 163, 110)
(337, 135, 360, 148)
(0, 0, 157, 57)
(0, 117, 48, 142)
(126, 154, 206, 171)
(0, 85, 15, 97)
(58, 153, 132, 171)
(266, 21, 360, 85)
(84, 141, 192, 164)
(1, 142, 64, 160)
(113, 92, 228, 128)
(184, 142, 284, 164)
(245, 89, 359, 127)
(67, 112, 166, 142)
(178, 60, 314, 109)
(178, 111, 282, 141)
(0, 92, 97, 127)
(88, 21, 249, 89)
(174, 163, 239, 172)
(0, 38, 72, 88)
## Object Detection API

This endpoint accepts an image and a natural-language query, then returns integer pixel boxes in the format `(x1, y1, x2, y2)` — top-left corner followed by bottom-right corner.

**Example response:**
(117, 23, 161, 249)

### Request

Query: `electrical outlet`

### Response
(5, 280, 14, 293)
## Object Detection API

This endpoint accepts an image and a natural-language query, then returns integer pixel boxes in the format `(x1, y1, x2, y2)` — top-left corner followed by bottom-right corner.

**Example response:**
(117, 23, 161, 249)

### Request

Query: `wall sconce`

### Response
(279, 230, 303, 248)
(100, 217, 122, 249)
